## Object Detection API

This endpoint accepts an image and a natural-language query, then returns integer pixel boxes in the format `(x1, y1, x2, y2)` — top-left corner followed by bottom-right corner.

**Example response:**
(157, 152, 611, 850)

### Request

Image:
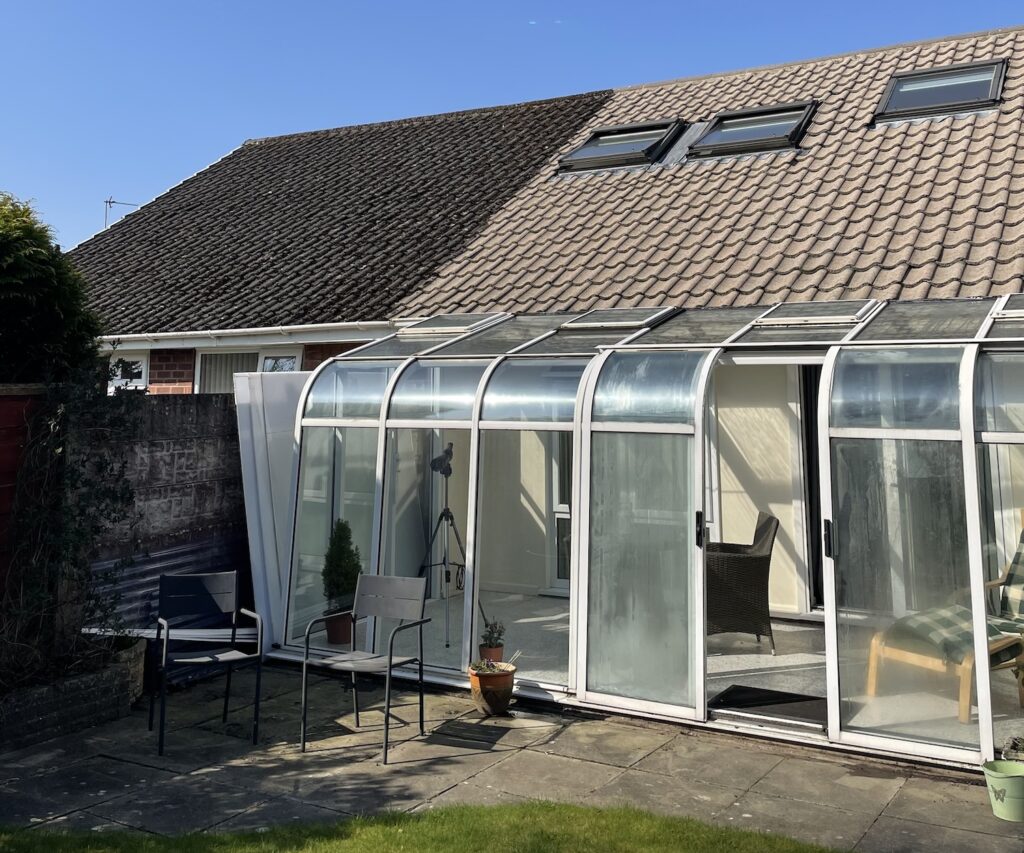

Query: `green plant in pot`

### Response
(322, 519, 361, 645)
(479, 619, 505, 662)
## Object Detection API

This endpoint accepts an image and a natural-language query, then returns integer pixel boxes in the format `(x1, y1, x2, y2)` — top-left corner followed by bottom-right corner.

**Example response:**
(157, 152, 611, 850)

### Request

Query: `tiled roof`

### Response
(71, 92, 612, 334)
(400, 26, 1024, 316)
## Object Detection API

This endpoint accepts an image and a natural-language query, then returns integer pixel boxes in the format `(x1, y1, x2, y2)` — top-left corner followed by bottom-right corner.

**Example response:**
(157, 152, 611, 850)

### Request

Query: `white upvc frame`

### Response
(194, 346, 304, 393)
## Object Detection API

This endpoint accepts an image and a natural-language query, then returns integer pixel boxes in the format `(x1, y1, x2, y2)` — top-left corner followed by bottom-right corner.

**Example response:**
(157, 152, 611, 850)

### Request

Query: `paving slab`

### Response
(90, 774, 260, 835)
(530, 718, 674, 768)
(882, 776, 1024, 839)
(207, 797, 348, 833)
(93, 725, 258, 775)
(854, 815, 1024, 853)
(752, 756, 907, 816)
(470, 749, 622, 802)
(635, 733, 785, 790)
(718, 791, 876, 850)
(583, 768, 741, 822)
(436, 709, 564, 749)
(417, 781, 529, 809)
(31, 809, 147, 834)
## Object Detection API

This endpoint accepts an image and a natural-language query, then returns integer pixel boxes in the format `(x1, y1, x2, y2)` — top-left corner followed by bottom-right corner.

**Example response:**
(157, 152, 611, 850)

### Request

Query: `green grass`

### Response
(0, 802, 830, 852)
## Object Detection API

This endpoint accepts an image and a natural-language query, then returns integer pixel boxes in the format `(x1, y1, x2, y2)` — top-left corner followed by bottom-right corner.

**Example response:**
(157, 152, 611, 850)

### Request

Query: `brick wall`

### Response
(148, 348, 196, 394)
(302, 341, 363, 371)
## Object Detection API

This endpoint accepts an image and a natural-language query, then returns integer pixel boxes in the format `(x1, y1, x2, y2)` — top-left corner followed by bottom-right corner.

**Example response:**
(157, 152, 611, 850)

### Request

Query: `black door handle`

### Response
(823, 519, 834, 559)
(696, 511, 705, 548)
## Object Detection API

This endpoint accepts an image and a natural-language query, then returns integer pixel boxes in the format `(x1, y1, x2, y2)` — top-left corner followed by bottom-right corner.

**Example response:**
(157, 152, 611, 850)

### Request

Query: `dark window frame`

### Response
(557, 118, 686, 172)
(686, 100, 818, 159)
(873, 58, 1007, 123)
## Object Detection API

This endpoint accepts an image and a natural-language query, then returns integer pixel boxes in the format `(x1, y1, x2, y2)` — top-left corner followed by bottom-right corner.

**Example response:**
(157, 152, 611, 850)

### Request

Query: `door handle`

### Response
(695, 511, 705, 549)
(823, 519, 834, 559)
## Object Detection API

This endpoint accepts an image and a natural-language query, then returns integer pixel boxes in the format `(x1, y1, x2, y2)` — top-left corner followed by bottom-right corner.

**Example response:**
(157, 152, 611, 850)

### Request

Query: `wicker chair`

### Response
(706, 512, 780, 654)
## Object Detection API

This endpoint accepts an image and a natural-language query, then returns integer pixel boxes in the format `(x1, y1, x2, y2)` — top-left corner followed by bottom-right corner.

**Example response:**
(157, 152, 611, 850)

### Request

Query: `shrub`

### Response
(322, 519, 361, 611)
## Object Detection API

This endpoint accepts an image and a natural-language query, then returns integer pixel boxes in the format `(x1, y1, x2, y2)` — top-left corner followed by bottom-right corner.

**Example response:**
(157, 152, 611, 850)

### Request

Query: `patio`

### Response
(2, 664, 1023, 851)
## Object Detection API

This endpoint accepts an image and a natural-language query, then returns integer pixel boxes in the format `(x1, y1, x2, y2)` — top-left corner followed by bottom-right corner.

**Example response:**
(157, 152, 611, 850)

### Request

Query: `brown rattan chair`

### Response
(706, 512, 780, 654)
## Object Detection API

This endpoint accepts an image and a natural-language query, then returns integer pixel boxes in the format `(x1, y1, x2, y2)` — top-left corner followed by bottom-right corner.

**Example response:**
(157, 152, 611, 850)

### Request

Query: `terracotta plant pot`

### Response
(325, 612, 353, 645)
(478, 644, 504, 663)
(469, 662, 516, 716)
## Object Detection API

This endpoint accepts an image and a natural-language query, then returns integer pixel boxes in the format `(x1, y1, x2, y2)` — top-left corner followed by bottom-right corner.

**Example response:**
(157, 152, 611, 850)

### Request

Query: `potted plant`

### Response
(468, 654, 518, 716)
(322, 519, 361, 645)
(479, 619, 505, 662)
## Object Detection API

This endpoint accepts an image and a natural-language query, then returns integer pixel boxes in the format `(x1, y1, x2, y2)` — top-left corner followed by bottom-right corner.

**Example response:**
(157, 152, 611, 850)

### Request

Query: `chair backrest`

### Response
(353, 575, 426, 622)
(751, 512, 780, 557)
(158, 571, 237, 624)
(1001, 530, 1024, 623)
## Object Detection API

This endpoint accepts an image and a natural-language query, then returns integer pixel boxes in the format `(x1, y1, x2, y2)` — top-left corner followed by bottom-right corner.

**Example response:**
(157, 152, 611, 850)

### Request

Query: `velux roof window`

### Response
(874, 60, 1006, 121)
(558, 120, 685, 172)
(688, 101, 816, 158)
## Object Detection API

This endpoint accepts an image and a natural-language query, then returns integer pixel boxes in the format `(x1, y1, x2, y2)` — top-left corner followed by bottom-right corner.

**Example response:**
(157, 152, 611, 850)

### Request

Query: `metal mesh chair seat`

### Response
(317, 650, 418, 673)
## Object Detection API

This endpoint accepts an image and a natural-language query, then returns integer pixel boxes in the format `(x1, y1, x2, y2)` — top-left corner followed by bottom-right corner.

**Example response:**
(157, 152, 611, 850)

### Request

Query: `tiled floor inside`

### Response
(2, 664, 1023, 851)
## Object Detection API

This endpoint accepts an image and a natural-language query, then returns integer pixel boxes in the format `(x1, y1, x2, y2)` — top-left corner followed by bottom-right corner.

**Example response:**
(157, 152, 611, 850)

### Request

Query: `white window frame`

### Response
(194, 347, 303, 393)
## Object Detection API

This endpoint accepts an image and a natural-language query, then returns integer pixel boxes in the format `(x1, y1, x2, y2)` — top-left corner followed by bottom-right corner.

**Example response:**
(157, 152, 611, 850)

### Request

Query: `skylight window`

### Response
(688, 102, 816, 158)
(558, 120, 685, 172)
(874, 60, 1006, 121)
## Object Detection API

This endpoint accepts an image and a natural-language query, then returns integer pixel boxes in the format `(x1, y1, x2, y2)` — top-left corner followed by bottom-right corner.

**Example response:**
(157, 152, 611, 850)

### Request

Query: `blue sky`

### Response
(5, 2, 1024, 249)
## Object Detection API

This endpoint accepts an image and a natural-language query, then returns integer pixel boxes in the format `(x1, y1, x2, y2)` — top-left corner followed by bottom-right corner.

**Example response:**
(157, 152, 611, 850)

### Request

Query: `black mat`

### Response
(709, 685, 827, 726)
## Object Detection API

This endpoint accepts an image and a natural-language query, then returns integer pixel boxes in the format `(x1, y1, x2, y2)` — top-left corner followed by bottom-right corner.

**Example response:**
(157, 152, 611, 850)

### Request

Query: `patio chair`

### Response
(706, 512, 780, 654)
(300, 575, 429, 765)
(865, 602, 1024, 724)
(984, 525, 1024, 636)
(148, 570, 263, 755)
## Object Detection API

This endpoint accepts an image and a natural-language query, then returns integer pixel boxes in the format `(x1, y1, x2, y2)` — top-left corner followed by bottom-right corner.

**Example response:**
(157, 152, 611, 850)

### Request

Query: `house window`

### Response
(262, 354, 298, 372)
(107, 353, 148, 393)
(688, 102, 817, 158)
(558, 120, 685, 172)
(198, 352, 259, 393)
(874, 60, 1006, 121)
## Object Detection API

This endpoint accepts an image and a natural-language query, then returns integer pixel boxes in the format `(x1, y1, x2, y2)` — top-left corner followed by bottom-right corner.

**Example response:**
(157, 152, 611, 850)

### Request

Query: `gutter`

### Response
(99, 320, 395, 351)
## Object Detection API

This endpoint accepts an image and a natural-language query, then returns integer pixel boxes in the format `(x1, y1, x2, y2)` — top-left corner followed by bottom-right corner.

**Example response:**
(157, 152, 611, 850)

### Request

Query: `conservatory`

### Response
(277, 295, 1024, 768)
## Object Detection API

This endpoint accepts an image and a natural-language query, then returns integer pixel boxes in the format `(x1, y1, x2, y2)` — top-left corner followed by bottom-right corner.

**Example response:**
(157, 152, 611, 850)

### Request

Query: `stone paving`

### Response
(1, 664, 1023, 851)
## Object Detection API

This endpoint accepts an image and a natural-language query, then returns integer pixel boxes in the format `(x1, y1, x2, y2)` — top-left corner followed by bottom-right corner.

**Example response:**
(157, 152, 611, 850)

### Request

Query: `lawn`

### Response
(0, 802, 830, 852)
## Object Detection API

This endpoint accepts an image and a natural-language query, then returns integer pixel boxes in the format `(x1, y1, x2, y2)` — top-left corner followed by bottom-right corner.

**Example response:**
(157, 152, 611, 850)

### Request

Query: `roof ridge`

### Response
(617, 23, 1024, 94)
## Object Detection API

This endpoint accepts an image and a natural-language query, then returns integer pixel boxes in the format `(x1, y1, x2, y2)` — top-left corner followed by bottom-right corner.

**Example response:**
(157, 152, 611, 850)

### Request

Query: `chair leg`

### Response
(148, 677, 156, 732)
(382, 669, 392, 765)
(418, 657, 425, 737)
(866, 631, 884, 697)
(157, 669, 167, 756)
(351, 672, 360, 728)
(768, 633, 776, 656)
(252, 657, 262, 746)
(958, 653, 975, 725)
(1016, 667, 1024, 708)
(300, 658, 309, 753)
(222, 662, 233, 723)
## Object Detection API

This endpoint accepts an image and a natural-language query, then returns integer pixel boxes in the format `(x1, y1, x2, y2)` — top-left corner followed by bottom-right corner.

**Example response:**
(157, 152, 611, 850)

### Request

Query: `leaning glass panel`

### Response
(481, 358, 589, 422)
(588, 432, 695, 706)
(593, 351, 707, 424)
(287, 427, 378, 648)
(475, 430, 573, 685)
(640, 306, 766, 345)
(855, 298, 995, 341)
(976, 353, 1024, 433)
(304, 361, 399, 419)
(431, 314, 576, 358)
(832, 437, 978, 748)
(831, 348, 961, 430)
(379, 427, 471, 671)
(388, 360, 486, 421)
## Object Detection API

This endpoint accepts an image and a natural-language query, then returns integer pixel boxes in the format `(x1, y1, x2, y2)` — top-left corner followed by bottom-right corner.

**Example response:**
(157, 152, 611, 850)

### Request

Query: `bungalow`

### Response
(77, 25, 1024, 768)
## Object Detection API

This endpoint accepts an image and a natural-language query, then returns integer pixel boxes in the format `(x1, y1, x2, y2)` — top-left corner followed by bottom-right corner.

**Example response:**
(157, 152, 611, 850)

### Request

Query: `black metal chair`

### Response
(148, 570, 263, 755)
(706, 512, 780, 654)
(301, 575, 429, 764)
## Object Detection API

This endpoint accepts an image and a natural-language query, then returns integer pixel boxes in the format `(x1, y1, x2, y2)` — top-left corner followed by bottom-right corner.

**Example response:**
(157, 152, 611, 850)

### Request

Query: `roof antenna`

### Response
(104, 197, 140, 228)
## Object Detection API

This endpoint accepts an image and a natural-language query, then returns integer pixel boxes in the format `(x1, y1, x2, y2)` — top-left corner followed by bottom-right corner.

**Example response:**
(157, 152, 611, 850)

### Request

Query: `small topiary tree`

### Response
(322, 519, 361, 612)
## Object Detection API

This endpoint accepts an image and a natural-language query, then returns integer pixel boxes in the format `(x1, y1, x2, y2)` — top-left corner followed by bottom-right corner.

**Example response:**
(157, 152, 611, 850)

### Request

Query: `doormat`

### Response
(709, 684, 827, 726)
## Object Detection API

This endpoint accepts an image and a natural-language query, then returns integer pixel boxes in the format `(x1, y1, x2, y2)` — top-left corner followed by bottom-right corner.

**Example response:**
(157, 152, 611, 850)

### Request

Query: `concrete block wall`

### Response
(148, 349, 196, 394)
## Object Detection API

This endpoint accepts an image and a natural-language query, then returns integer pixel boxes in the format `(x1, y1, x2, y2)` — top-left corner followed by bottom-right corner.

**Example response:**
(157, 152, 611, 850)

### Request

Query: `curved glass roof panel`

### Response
(594, 351, 708, 424)
(346, 334, 454, 359)
(481, 358, 589, 422)
(638, 306, 766, 345)
(305, 360, 399, 419)
(831, 347, 962, 430)
(429, 314, 574, 357)
(518, 329, 634, 355)
(854, 298, 994, 341)
(976, 353, 1024, 433)
(388, 360, 486, 421)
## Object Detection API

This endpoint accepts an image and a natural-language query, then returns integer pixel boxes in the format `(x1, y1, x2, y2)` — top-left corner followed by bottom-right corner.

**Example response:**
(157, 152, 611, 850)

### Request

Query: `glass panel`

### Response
(886, 65, 997, 113)
(978, 442, 1024, 755)
(770, 301, 871, 320)
(565, 307, 669, 327)
(593, 350, 707, 424)
(831, 348, 961, 430)
(588, 432, 695, 706)
(388, 360, 486, 421)
(855, 299, 994, 341)
(737, 324, 856, 344)
(304, 360, 398, 419)
(698, 109, 803, 147)
(262, 355, 297, 372)
(640, 306, 766, 345)
(831, 437, 977, 748)
(380, 428, 471, 671)
(475, 431, 573, 684)
(481, 358, 588, 422)
(986, 320, 1024, 340)
(432, 314, 575, 357)
(288, 427, 378, 647)
(403, 313, 499, 332)
(977, 353, 1024, 432)
(561, 126, 669, 165)
(1005, 294, 1024, 312)
(198, 351, 259, 393)
(517, 329, 630, 355)
(349, 334, 453, 359)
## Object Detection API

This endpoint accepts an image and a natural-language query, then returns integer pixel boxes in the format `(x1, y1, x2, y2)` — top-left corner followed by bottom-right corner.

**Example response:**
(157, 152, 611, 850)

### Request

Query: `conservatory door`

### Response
(577, 349, 717, 719)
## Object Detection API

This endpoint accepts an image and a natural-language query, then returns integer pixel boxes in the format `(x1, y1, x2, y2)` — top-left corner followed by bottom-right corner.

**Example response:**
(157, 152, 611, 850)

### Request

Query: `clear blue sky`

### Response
(5, 1, 1023, 249)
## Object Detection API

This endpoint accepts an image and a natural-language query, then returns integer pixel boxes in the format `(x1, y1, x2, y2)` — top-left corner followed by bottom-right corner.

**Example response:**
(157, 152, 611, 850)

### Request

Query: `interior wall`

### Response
(714, 364, 808, 614)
